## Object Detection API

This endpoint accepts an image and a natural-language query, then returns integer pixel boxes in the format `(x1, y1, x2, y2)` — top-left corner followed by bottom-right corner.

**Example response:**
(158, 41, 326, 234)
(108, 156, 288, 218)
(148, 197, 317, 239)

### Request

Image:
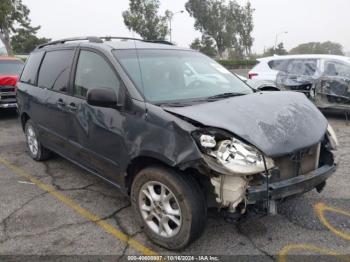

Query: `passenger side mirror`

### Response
(87, 88, 118, 108)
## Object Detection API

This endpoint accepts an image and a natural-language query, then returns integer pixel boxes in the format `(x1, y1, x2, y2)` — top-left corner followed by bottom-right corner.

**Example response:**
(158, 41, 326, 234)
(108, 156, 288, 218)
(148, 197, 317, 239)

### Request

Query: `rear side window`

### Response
(20, 52, 44, 84)
(74, 50, 120, 98)
(268, 60, 288, 71)
(286, 59, 317, 76)
(38, 50, 74, 92)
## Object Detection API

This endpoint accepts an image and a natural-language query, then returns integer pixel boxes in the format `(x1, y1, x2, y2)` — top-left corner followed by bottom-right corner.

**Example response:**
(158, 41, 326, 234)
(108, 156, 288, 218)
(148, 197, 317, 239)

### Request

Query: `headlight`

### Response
(207, 137, 274, 175)
(327, 124, 338, 150)
(199, 134, 216, 148)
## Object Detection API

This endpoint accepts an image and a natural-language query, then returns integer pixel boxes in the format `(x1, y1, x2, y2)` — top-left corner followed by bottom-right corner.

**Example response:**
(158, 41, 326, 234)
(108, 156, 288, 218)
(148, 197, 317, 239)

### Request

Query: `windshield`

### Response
(0, 60, 24, 75)
(113, 49, 252, 103)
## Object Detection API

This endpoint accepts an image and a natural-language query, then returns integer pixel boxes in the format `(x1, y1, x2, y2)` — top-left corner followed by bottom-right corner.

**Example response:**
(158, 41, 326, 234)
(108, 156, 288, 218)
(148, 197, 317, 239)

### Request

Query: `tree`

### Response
(186, 0, 242, 58)
(0, 0, 33, 55)
(190, 35, 217, 57)
(263, 42, 287, 56)
(289, 41, 344, 55)
(11, 28, 50, 54)
(235, 2, 254, 57)
(123, 0, 169, 41)
(276, 42, 288, 55)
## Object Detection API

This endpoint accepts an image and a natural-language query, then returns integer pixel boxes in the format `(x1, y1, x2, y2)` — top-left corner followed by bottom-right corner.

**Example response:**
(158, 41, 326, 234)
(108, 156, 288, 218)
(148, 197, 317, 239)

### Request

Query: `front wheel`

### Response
(131, 166, 207, 250)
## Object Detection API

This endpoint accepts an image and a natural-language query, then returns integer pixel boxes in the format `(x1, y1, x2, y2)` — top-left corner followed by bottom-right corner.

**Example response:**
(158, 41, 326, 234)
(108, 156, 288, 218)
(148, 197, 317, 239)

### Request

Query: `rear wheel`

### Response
(131, 166, 207, 250)
(25, 120, 51, 161)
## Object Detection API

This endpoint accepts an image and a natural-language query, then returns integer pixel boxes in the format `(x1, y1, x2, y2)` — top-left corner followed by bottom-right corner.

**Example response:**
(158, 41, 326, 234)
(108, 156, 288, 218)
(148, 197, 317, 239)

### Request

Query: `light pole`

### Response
(274, 31, 288, 53)
(168, 10, 184, 43)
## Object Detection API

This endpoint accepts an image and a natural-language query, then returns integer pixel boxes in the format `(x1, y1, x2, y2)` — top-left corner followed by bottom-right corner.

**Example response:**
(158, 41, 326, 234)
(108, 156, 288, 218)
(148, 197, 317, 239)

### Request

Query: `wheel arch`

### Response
(125, 154, 210, 197)
(20, 112, 30, 131)
(125, 155, 174, 194)
(259, 86, 280, 91)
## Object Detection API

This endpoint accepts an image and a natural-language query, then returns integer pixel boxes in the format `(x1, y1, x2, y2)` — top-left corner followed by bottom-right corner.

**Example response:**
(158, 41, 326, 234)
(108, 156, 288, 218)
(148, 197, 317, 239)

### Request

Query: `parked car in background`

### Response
(0, 56, 24, 109)
(17, 37, 338, 250)
(237, 74, 279, 91)
(249, 55, 350, 112)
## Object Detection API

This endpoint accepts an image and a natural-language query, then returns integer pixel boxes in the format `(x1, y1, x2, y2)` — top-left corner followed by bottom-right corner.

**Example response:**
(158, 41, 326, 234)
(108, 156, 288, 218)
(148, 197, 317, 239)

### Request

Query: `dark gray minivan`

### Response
(17, 37, 338, 249)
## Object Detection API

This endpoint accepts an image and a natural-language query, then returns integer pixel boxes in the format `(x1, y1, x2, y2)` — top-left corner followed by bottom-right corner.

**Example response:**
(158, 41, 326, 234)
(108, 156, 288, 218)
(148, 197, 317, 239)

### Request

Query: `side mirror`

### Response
(87, 88, 118, 108)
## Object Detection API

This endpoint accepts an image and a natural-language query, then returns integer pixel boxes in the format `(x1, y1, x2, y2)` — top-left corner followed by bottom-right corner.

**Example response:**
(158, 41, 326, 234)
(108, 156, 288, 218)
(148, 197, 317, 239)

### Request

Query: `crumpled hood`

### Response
(163, 91, 328, 157)
(0, 75, 18, 86)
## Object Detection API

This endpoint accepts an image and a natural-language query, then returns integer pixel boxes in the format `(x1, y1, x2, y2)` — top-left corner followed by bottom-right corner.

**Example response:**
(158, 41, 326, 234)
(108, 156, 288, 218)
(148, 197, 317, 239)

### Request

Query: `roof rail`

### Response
(36, 36, 103, 49)
(143, 40, 174, 45)
(101, 37, 174, 45)
(36, 36, 174, 49)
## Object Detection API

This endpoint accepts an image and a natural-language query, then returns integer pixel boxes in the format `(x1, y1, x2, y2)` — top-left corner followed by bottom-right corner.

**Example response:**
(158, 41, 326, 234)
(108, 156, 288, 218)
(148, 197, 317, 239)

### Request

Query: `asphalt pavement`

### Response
(0, 109, 349, 261)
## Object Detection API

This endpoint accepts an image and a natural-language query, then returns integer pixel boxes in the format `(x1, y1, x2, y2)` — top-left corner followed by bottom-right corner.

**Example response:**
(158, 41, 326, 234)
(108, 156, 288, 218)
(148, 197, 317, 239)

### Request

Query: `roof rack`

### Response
(102, 37, 174, 46)
(36, 36, 174, 49)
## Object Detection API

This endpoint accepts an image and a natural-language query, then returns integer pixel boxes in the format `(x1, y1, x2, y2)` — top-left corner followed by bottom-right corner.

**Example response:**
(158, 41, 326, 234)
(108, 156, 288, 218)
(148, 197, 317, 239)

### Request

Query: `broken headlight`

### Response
(200, 135, 275, 175)
(327, 124, 338, 150)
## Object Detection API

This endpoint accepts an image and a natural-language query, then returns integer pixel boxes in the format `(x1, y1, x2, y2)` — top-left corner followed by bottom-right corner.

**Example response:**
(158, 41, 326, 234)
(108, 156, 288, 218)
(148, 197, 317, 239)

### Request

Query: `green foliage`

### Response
(275, 42, 288, 55)
(263, 42, 288, 56)
(0, 0, 33, 55)
(122, 0, 169, 40)
(190, 35, 217, 57)
(235, 2, 254, 56)
(289, 41, 344, 55)
(217, 59, 257, 69)
(11, 28, 50, 54)
(186, 0, 237, 57)
(186, 0, 254, 58)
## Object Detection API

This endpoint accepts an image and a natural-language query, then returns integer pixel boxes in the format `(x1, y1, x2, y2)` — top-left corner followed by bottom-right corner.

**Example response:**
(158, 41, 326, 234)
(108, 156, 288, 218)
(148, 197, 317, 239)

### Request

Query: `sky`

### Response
(3, 0, 349, 54)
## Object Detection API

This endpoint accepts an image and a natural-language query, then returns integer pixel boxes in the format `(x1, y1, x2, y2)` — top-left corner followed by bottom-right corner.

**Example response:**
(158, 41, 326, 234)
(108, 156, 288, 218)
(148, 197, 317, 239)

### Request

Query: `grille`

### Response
(0, 86, 16, 93)
(273, 143, 321, 182)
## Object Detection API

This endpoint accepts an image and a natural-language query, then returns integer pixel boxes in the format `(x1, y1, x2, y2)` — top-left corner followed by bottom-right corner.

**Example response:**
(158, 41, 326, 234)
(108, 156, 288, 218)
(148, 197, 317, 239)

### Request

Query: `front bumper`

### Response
(0, 86, 17, 109)
(247, 164, 337, 203)
(0, 102, 17, 109)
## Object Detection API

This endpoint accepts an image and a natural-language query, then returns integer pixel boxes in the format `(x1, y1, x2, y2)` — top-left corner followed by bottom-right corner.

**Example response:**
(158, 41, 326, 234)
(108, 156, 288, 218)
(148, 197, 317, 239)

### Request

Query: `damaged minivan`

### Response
(17, 37, 338, 250)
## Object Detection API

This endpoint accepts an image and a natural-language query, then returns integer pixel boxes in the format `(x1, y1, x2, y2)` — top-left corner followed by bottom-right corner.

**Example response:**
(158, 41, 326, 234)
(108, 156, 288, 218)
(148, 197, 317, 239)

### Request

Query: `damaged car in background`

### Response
(272, 55, 350, 113)
(17, 37, 338, 250)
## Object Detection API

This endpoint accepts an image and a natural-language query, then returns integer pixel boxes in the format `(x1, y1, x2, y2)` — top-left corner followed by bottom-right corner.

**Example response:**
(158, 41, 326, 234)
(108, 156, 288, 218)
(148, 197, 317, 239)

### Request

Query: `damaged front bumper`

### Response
(247, 164, 337, 203)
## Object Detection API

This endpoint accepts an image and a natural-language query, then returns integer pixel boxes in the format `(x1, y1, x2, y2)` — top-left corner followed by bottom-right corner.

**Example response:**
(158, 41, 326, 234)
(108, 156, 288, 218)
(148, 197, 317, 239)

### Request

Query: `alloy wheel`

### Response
(138, 181, 182, 238)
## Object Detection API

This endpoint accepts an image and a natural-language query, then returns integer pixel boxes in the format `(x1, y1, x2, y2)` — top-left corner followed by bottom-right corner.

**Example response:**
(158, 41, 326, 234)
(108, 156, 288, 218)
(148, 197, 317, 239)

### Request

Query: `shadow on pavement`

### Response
(0, 109, 18, 120)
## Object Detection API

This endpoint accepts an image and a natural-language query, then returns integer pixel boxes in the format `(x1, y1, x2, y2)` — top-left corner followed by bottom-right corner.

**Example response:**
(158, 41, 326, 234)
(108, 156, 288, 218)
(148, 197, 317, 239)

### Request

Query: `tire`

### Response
(131, 166, 207, 250)
(25, 120, 52, 161)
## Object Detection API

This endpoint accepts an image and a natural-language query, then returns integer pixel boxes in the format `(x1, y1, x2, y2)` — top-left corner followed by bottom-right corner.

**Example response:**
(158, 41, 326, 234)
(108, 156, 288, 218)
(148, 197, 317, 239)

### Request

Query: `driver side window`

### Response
(74, 50, 120, 98)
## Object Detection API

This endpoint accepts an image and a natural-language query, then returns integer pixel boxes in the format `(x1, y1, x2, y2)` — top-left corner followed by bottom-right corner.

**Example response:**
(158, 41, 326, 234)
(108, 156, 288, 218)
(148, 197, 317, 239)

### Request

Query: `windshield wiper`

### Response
(206, 92, 245, 100)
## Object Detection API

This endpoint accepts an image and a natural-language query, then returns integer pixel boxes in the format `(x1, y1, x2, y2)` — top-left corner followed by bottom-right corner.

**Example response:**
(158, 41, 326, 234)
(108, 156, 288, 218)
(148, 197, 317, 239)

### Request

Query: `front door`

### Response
(65, 49, 127, 185)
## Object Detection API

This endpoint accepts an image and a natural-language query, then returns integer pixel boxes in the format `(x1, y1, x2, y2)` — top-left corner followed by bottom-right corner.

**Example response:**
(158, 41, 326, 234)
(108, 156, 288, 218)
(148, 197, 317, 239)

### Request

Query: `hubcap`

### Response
(26, 125, 38, 157)
(139, 181, 182, 238)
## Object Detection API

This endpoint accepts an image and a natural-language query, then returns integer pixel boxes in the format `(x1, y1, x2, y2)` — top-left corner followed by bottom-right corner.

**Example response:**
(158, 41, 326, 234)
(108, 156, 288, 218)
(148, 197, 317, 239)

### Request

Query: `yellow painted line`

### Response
(315, 202, 350, 241)
(278, 244, 350, 262)
(0, 157, 157, 256)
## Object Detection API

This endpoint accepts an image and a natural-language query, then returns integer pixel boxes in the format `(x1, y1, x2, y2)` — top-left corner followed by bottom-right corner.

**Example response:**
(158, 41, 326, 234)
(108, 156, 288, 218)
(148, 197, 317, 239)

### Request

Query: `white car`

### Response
(248, 54, 350, 82)
(249, 54, 350, 112)
(237, 74, 278, 91)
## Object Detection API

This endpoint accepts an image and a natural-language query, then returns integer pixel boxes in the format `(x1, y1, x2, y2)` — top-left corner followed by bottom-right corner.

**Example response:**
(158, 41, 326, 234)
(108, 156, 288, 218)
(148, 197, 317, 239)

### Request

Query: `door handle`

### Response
(67, 103, 78, 111)
(57, 99, 66, 108)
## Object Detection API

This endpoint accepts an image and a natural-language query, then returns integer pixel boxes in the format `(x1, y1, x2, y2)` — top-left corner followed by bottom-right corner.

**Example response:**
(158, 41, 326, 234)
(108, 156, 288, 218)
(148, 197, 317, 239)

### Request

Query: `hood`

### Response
(0, 75, 18, 86)
(163, 91, 328, 157)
